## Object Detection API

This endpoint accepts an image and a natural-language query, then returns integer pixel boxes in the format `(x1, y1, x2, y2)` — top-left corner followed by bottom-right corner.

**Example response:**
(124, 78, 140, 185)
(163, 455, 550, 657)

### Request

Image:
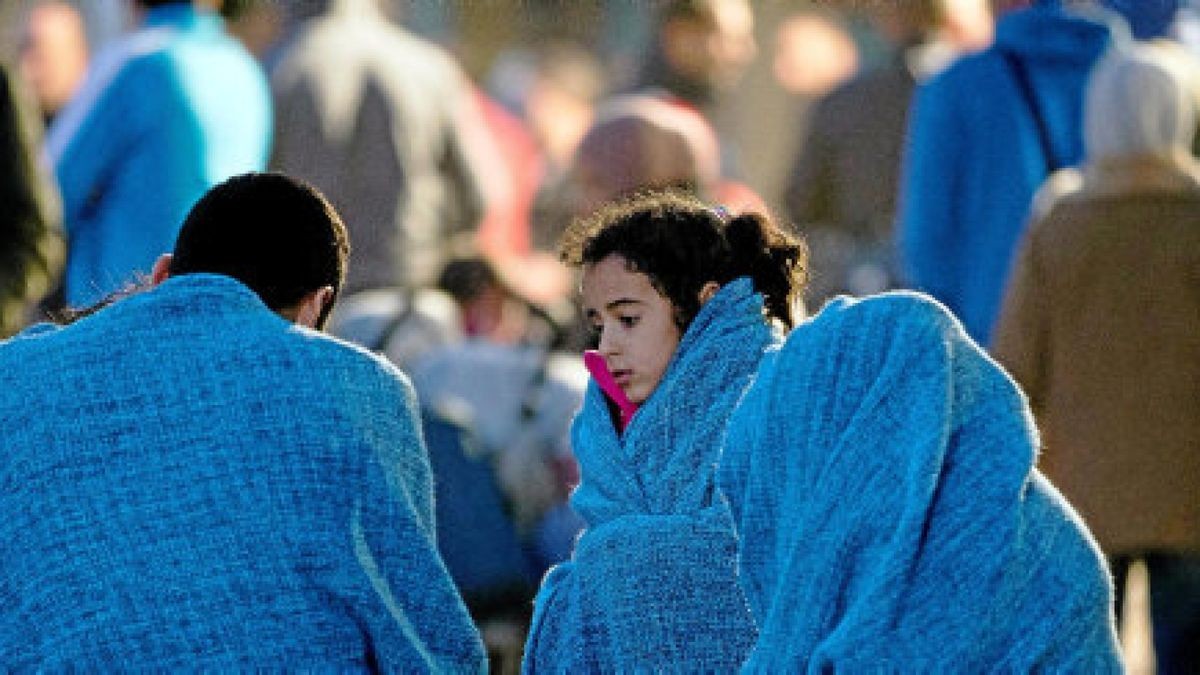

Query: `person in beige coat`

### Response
(993, 41, 1200, 674)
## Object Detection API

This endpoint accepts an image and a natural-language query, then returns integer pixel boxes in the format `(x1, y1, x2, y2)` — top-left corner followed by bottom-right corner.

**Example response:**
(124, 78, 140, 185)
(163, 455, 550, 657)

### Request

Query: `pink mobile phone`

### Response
(583, 350, 638, 431)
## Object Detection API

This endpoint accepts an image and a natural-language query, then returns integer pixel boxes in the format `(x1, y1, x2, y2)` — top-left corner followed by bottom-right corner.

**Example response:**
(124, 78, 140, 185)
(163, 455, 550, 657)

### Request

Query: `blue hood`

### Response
(996, 4, 1117, 63)
(1103, 0, 1186, 39)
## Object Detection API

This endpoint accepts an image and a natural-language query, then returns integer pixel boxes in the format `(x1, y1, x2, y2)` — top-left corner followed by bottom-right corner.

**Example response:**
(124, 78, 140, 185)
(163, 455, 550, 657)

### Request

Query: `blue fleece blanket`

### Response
(718, 292, 1122, 672)
(523, 278, 775, 673)
(0, 275, 485, 671)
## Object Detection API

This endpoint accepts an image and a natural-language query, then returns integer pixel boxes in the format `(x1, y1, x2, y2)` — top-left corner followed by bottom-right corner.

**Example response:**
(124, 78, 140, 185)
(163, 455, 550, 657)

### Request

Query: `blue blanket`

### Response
(0, 275, 485, 671)
(524, 278, 775, 673)
(719, 292, 1122, 672)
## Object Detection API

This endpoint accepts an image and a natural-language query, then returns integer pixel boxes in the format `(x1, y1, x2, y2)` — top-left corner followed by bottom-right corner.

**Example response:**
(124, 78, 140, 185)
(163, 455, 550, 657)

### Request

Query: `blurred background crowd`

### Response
(0, 0, 1198, 672)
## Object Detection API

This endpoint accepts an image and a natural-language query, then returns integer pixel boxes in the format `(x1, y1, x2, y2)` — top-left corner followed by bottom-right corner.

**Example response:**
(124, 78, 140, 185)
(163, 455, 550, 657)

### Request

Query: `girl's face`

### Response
(581, 254, 682, 405)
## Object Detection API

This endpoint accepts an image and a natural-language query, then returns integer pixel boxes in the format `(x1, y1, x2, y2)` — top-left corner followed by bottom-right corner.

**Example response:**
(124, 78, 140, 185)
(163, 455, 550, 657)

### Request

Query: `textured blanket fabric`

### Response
(0, 275, 485, 671)
(524, 278, 775, 673)
(718, 292, 1121, 672)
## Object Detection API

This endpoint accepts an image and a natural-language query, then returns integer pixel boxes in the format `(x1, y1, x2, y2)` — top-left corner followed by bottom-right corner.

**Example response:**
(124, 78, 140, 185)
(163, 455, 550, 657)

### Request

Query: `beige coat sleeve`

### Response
(992, 223, 1049, 416)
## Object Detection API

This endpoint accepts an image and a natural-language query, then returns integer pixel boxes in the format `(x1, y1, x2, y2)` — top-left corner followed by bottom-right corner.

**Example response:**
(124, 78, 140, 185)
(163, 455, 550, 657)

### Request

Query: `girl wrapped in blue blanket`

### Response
(719, 293, 1123, 671)
(522, 192, 807, 672)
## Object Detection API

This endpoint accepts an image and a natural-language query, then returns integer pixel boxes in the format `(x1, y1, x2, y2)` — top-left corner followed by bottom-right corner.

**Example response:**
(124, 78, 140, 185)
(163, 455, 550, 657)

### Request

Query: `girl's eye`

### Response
(618, 316, 639, 328)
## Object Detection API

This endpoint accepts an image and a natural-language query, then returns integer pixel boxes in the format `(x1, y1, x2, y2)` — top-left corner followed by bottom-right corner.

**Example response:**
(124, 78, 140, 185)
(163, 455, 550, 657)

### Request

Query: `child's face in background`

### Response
(582, 254, 682, 405)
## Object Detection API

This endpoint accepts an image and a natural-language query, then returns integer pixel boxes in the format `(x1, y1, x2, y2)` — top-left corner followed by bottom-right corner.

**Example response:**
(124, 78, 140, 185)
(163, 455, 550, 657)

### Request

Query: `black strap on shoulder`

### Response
(998, 48, 1061, 173)
(518, 350, 551, 425)
(367, 289, 416, 354)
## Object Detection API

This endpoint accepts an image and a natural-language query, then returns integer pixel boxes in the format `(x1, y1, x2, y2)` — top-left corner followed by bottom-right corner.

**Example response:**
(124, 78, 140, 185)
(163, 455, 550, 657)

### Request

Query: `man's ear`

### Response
(150, 254, 173, 286)
(295, 286, 334, 329)
(698, 281, 721, 306)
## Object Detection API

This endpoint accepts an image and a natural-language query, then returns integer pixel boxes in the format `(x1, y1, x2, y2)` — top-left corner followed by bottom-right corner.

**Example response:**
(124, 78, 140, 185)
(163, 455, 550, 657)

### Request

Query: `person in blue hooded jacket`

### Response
(46, 0, 271, 308)
(0, 173, 486, 671)
(522, 192, 807, 672)
(897, 0, 1119, 345)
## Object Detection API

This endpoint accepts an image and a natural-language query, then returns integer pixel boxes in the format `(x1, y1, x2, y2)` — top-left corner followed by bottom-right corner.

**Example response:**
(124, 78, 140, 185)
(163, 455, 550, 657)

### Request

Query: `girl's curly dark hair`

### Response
(560, 190, 807, 330)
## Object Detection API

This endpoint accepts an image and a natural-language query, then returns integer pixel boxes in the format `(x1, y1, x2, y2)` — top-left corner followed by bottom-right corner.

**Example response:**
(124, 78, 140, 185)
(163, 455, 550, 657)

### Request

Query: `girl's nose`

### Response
(597, 325, 619, 357)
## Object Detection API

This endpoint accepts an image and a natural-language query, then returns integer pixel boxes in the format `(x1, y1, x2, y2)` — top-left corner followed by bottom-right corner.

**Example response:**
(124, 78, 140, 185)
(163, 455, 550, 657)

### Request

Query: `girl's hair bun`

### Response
(725, 213, 769, 264)
(723, 210, 807, 328)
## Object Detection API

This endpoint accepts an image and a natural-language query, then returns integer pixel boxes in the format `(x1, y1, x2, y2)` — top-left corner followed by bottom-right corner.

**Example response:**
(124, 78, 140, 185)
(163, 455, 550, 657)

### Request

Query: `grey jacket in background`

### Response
(270, 0, 491, 292)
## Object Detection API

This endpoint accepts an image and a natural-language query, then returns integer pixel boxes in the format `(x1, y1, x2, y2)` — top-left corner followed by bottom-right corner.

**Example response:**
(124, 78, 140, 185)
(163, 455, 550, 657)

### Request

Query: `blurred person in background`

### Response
(483, 42, 607, 322)
(506, 42, 607, 253)
(220, 0, 284, 59)
(327, 251, 588, 673)
(635, 0, 757, 178)
(270, 0, 497, 294)
(936, 0, 998, 48)
(438, 43, 606, 338)
(896, 0, 1121, 346)
(522, 43, 606, 190)
(637, 0, 755, 118)
(572, 96, 722, 219)
(472, 95, 539, 264)
(45, 0, 271, 308)
(771, 9, 859, 100)
(571, 94, 767, 219)
(993, 42, 1200, 673)
(414, 255, 587, 571)
(0, 62, 62, 338)
(19, 0, 90, 126)
(328, 252, 586, 549)
(785, 0, 991, 309)
(470, 76, 542, 271)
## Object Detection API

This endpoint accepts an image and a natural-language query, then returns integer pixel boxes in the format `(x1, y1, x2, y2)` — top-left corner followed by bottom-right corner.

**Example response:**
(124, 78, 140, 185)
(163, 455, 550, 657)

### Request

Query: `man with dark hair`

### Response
(47, 0, 271, 308)
(0, 172, 486, 670)
(166, 172, 349, 328)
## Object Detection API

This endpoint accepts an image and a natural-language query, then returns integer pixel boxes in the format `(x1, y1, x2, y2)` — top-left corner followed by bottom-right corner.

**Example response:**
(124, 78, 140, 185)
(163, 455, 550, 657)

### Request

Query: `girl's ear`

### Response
(698, 281, 720, 306)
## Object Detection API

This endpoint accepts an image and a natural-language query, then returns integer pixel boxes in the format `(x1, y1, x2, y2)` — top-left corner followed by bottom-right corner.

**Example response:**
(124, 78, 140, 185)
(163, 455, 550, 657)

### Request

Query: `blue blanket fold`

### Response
(524, 278, 775, 673)
(718, 291, 1122, 672)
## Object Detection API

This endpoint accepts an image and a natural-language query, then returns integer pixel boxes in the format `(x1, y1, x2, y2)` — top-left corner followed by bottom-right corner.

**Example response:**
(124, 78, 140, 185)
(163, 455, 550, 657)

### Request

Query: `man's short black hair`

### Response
(170, 172, 350, 327)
